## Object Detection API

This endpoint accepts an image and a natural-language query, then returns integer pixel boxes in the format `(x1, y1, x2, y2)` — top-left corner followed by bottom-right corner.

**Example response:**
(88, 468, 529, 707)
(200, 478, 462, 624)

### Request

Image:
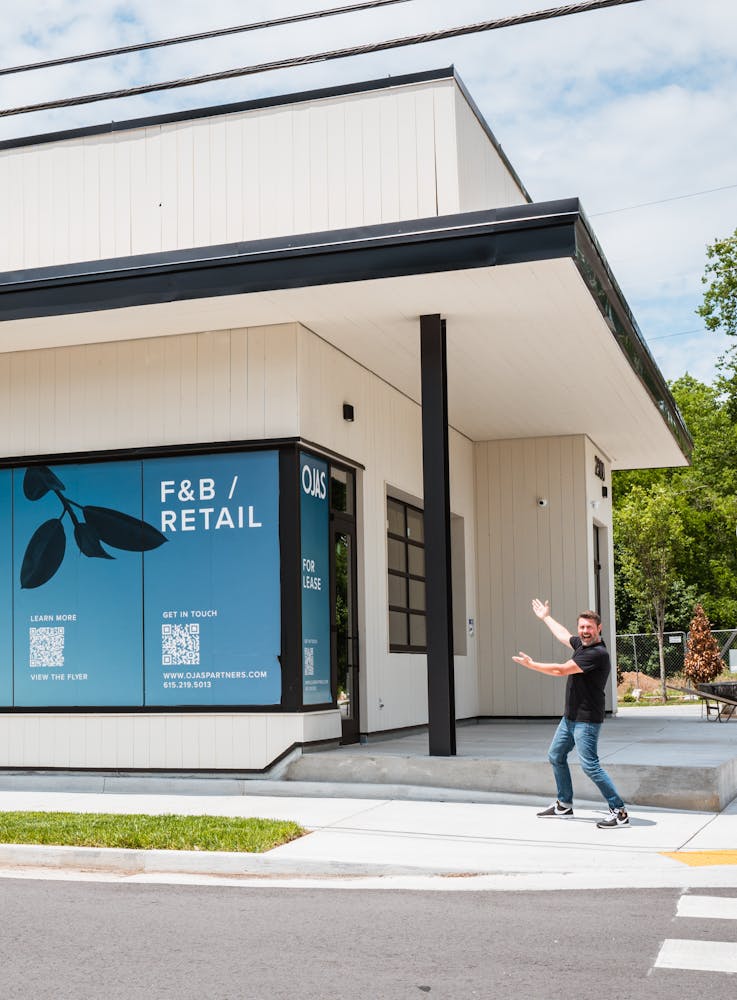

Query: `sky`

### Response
(1, 0, 735, 385)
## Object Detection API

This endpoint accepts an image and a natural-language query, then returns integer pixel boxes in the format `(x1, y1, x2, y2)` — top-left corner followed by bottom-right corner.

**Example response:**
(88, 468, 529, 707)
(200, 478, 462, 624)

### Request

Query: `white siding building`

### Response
(0, 68, 689, 771)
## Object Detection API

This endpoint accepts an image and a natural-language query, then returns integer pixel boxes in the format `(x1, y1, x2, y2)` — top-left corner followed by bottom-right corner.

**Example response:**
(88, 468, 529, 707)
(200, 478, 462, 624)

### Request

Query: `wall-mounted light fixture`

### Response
(343, 403, 355, 422)
(537, 498, 548, 508)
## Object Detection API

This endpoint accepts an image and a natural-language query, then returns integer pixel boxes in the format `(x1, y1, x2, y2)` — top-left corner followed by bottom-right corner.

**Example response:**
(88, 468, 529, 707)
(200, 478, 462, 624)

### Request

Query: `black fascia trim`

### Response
(0, 436, 300, 471)
(0, 67, 456, 153)
(0, 200, 580, 322)
(0, 434, 366, 476)
(2, 701, 336, 716)
(572, 214, 693, 462)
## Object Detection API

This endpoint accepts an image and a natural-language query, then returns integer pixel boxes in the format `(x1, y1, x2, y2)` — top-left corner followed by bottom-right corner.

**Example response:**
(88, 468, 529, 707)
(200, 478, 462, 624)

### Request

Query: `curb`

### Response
(0, 842, 446, 878)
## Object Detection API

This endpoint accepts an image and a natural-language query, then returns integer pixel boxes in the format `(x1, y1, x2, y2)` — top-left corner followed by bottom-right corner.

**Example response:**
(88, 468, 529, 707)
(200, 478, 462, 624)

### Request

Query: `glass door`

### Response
(593, 524, 602, 616)
(330, 466, 359, 744)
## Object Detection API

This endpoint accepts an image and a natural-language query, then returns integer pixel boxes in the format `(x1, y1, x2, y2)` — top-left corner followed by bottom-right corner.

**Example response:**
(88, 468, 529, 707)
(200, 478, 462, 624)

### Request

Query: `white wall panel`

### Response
(0, 77, 526, 273)
(192, 121, 213, 247)
(129, 132, 151, 256)
(0, 323, 299, 458)
(292, 104, 311, 235)
(0, 154, 17, 269)
(224, 117, 244, 244)
(257, 108, 291, 237)
(241, 114, 262, 240)
(66, 143, 86, 263)
(245, 325, 268, 438)
(23, 149, 42, 267)
(454, 90, 528, 211)
(475, 435, 594, 717)
(112, 136, 132, 259)
(309, 105, 330, 232)
(434, 84, 460, 216)
(326, 103, 347, 230)
(297, 325, 479, 733)
(97, 137, 117, 260)
(379, 95, 401, 221)
(209, 119, 229, 247)
(37, 146, 56, 265)
(344, 98, 365, 228)
(174, 124, 195, 249)
(82, 142, 101, 262)
(361, 97, 383, 224)
(396, 91, 419, 220)
(50, 145, 71, 264)
(0, 712, 340, 769)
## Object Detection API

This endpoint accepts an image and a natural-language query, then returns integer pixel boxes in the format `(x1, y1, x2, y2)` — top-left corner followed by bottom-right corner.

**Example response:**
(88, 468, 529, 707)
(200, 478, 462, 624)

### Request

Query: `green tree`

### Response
(699, 228, 737, 338)
(699, 228, 737, 417)
(613, 375, 737, 632)
(615, 485, 688, 701)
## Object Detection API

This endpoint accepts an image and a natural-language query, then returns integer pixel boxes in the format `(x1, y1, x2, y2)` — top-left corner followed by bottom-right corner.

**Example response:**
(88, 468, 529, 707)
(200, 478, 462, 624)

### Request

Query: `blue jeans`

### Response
(547, 717, 624, 810)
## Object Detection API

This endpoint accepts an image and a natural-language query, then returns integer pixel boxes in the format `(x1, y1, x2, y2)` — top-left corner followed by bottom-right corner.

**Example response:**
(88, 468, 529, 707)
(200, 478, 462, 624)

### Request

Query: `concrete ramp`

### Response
(286, 707, 737, 812)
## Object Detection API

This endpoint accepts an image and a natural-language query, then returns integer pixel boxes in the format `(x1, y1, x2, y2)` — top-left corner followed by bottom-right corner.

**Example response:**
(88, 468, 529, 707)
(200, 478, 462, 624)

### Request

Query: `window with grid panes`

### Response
(387, 497, 426, 652)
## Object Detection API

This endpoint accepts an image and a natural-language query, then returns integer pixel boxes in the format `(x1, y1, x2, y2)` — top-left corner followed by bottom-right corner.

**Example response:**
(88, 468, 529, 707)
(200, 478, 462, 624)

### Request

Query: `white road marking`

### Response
(655, 939, 737, 974)
(678, 895, 737, 920)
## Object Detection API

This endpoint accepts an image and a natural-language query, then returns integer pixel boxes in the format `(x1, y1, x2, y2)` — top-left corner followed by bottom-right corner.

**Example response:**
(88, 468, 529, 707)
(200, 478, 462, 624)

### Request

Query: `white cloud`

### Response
(1, 0, 735, 384)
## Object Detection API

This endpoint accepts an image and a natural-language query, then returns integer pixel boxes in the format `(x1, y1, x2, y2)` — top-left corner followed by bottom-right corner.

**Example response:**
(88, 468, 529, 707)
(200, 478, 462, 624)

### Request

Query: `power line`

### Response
(649, 327, 734, 343)
(591, 183, 737, 217)
(0, 0, 412, 78)
(0, 0, 644, 119)
(649, 328, 705, 342)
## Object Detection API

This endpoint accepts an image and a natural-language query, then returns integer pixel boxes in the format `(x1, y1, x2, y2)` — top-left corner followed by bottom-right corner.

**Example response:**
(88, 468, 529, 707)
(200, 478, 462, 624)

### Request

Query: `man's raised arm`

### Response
(531, 598, 572, 647)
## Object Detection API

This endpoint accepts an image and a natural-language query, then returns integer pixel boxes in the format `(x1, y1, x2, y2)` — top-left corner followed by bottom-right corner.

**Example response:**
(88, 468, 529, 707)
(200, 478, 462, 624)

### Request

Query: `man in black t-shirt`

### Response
(513, 598, 628, 828)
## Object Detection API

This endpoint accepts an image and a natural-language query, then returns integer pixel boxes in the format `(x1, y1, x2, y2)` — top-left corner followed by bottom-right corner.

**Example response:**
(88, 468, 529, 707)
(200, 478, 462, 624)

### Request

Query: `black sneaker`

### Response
(536, 800, 573, 818)
(596, 807, 629, 829)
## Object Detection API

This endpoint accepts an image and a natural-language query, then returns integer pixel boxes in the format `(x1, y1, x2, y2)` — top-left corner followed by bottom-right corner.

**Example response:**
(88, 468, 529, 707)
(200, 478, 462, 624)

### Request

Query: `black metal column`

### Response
(420, 314, 456, 756)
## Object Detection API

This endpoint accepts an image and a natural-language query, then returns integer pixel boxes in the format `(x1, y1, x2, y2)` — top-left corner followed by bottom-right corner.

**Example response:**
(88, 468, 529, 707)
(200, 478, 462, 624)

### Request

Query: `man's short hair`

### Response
(578, 610, 601, 626)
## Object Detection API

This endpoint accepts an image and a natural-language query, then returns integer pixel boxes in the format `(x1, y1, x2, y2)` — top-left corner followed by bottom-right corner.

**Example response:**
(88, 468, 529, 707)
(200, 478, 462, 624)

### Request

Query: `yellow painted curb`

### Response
(661, 850, 737, 867)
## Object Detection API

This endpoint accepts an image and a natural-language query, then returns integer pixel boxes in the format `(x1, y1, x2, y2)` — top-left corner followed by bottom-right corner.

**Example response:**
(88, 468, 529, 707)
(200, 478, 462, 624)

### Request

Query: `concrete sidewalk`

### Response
(0, 779, 736, 891)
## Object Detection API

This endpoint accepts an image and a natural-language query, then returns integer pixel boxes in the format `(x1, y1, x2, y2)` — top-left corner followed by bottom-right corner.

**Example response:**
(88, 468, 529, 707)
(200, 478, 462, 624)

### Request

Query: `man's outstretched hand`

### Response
(513, 652, 532, 668)
(532, 598, 550, 620)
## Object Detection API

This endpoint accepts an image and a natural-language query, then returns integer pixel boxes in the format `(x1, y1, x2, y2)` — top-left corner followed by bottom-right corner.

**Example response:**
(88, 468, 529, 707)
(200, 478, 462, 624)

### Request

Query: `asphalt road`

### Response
(1, 880, 735, 999)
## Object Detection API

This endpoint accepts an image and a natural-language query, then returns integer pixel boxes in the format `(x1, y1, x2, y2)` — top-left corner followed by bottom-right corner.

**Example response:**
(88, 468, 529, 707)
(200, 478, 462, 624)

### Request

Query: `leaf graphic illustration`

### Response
(21, 518, 66, 589)
(74, 522, 115, 560)
(83, 506, 167, 552)
(23, 465, 66, 501)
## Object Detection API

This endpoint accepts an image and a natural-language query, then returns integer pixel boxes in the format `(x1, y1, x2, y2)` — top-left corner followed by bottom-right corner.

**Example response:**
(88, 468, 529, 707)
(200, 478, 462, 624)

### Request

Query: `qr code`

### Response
(29, 626, 65, 668)
(304, 645, 314, 676)
(162, 623, 200, 665)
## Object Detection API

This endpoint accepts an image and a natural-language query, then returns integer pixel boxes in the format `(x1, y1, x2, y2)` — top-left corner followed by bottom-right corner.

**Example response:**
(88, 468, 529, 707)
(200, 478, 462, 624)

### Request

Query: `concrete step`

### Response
(286, 750, 736, 812)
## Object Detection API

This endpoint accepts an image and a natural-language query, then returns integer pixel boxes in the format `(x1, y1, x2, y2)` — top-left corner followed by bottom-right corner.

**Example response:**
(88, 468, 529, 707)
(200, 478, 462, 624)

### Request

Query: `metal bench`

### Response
(667, 684, 737, 722)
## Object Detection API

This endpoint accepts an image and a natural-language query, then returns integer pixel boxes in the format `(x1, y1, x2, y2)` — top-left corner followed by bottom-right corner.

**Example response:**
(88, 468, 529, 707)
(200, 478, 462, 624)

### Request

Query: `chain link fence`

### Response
(615, 629, 737, 683)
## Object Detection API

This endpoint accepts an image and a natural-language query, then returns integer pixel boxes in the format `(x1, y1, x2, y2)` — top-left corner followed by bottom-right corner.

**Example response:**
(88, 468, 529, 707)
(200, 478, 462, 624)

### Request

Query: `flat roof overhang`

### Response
(0, 198, 690, 469)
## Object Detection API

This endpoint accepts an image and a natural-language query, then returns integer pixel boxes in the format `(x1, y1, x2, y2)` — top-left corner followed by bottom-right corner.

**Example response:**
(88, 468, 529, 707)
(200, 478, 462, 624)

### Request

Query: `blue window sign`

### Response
(12, 462, 146, 707)
(142, 451, 281, 706)
(300, 453, 331, 705)
(2, 450, 282, 710)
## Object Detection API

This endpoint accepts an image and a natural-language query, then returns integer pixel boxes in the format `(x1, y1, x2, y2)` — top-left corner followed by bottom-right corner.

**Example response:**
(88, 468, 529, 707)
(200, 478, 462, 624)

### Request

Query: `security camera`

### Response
(537, 498, 548, 508)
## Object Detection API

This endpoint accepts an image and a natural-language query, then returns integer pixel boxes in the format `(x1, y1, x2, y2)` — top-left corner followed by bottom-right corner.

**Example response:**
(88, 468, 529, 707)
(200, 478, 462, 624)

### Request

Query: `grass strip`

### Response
(0, 811, 304, 853)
